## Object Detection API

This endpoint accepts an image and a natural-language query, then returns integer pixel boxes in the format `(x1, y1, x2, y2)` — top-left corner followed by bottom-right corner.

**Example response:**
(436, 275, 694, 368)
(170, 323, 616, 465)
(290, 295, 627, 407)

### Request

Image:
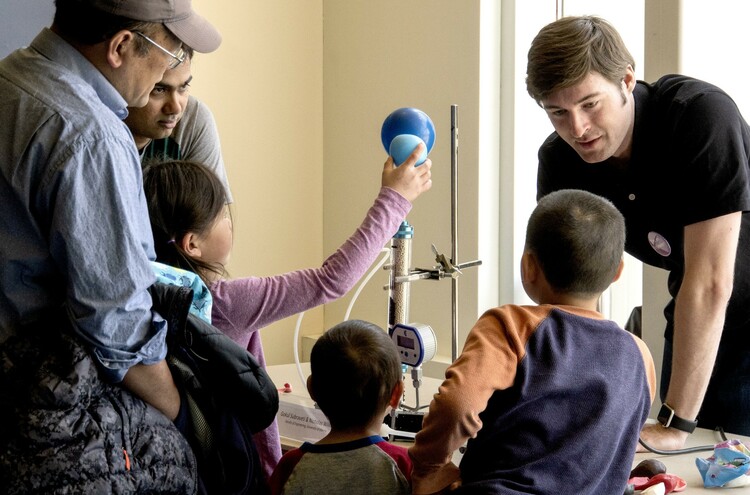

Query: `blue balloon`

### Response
(381, 107, 436, 155)
(389, 134, 427, 166)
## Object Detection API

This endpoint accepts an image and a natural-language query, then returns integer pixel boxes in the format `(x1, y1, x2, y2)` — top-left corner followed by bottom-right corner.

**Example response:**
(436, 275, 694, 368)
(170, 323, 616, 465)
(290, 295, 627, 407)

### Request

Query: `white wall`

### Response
(0, 0, 54, 58)
(502, 1, 645, 327)
(680, 1, 750, 116)
(640, 0, 750, 415)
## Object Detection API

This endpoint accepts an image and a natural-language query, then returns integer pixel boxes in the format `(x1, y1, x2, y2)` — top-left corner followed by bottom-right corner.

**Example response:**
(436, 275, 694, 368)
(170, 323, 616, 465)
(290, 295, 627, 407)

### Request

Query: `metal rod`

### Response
(388, 222, 413, 331)
(451, 104, 459, 362)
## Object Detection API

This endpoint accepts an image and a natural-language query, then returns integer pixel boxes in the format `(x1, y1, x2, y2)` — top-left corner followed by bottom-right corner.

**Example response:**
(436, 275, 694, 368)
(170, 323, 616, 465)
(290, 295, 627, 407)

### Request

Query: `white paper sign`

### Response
(277, 401, 331, 444)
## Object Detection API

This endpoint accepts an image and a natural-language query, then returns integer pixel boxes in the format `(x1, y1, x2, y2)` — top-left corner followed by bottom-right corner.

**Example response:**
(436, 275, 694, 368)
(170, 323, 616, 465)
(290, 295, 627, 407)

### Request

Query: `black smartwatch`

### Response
(657, 403, 698, 433)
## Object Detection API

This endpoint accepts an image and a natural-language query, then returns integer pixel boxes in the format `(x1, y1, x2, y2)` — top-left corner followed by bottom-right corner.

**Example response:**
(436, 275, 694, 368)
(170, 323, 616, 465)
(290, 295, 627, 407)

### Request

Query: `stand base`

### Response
(385, 409, 426, 440)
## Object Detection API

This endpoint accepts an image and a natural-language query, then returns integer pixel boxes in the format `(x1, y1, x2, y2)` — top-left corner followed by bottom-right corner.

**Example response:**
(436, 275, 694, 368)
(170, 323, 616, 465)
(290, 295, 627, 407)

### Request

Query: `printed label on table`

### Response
(277, 401, 331, 444)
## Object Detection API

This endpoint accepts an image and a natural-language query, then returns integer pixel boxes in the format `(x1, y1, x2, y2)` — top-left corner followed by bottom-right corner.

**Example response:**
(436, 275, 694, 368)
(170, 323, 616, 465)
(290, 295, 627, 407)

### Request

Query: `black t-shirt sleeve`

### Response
(670, 90, 750, 226)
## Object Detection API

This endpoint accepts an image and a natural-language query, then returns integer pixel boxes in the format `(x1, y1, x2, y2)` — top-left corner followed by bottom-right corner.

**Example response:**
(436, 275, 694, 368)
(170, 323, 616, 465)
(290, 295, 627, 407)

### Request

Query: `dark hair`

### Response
(183, 45, 195, 61)
(526, 15, 635, 105)
(526, 189, 625, 296)
(53, 0, 160, 52)
(310, 320, 402, 431)
(142, 160, 229, 283)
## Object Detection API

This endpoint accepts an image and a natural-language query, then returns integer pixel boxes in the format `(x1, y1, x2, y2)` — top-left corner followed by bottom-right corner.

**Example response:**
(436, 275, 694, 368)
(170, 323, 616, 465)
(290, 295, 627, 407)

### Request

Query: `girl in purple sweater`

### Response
(142, 149, 431, 482)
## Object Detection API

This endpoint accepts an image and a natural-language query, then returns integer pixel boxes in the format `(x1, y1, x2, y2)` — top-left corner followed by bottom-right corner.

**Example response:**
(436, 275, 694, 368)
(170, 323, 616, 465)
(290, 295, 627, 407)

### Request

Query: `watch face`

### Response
(657, 404, 697, 433)
(657, 404, 674, 426)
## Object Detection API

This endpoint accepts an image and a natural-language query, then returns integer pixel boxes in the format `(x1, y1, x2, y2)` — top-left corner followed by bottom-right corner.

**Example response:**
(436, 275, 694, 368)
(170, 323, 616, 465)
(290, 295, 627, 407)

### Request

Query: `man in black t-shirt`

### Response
(527, 15, 750, 450)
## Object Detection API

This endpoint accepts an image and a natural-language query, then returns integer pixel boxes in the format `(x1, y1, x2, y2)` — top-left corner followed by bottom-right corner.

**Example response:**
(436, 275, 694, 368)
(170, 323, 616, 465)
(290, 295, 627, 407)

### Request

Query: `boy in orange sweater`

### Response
(410, 189, 656, 494)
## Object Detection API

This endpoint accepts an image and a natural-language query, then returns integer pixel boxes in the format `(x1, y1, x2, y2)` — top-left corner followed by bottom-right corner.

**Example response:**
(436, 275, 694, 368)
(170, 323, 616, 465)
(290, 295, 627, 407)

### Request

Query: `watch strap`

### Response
(657, 403, 698, 433)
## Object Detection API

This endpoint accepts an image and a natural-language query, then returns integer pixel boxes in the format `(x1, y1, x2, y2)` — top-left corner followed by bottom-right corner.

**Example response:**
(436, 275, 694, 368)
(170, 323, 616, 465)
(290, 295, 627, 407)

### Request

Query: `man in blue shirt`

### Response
(0, 0, 220, 491)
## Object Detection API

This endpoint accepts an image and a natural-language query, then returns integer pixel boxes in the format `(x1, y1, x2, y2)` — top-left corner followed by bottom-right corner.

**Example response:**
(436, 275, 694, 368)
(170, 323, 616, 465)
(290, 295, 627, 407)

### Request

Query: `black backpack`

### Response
(150, 283, 280, 494)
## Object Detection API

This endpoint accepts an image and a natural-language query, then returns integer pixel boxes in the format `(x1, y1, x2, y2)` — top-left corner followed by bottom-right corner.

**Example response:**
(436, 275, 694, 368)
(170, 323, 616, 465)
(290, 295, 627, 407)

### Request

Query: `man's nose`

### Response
(569, 110, 589, 139)
(163, 92, 183, 115)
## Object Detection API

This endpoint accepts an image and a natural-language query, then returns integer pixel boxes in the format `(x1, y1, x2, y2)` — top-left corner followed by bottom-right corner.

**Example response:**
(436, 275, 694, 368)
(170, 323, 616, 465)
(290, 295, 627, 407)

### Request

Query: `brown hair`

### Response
(526, 15, 635, 105)
(527, 189, 625, 296)
(142, 160, 229, 284)
(310, 320, 402, 431)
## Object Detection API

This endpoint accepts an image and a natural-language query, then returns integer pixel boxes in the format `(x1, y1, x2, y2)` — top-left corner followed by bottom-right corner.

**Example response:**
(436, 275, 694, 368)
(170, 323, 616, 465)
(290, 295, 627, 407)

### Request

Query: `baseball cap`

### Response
(85, 0, 221, 53)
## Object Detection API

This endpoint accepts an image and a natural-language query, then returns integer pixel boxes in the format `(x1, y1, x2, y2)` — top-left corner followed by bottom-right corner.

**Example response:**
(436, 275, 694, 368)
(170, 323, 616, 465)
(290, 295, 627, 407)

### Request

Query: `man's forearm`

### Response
(667, 296, 725, 421)
(122, 359, 181, 420)
(667, 213, 739, 421)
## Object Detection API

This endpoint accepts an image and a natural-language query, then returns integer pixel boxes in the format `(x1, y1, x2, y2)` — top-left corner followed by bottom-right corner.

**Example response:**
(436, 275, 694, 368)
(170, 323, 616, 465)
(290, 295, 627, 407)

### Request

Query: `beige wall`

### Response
(188, 0, 485, 367)
(190, 0, 325, 365)
(320, 1, 483, 369)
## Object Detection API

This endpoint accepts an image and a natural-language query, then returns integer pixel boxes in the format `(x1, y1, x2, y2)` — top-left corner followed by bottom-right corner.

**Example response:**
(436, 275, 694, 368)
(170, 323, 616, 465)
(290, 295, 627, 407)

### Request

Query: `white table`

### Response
(267, 362, 444, 449)
(267, 363, 750, 491)
(633, 426, 750, 493)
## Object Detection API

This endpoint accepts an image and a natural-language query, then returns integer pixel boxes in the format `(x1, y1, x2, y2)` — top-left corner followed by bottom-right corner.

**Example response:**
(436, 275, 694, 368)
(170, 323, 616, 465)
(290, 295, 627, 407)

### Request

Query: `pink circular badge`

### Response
(648, 231, 672, 257)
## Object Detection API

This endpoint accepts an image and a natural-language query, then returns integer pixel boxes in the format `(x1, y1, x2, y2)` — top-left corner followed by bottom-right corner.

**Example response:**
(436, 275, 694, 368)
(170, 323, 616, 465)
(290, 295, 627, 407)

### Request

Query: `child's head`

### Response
(524, 189, 625, 298)
(142, 159, 231, 282)
(308, 320, 403, 432)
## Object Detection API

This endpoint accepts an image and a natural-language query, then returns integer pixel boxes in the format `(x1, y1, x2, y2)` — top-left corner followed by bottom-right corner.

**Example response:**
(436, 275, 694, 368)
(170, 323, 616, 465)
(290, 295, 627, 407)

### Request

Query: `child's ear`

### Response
(612, 258, 625, 283)
(521, 251, 538, 284)
(179, 232, 202, 259)
(389, 379, 404, 409)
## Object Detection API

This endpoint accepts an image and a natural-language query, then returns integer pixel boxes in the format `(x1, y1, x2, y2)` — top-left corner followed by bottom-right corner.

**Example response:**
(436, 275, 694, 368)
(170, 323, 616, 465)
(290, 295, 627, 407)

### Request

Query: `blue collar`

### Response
(300, 436, 385, 453)
(151, 261, 213, 324)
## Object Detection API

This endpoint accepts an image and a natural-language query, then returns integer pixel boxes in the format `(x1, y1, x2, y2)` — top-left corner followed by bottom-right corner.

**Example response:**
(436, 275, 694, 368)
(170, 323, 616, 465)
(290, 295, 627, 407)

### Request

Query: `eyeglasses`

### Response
(133, 31, 186, 70)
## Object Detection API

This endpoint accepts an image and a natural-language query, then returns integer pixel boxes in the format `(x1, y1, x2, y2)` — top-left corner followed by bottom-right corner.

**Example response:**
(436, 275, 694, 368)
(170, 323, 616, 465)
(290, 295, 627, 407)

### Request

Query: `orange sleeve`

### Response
(408, 306, 546, 494)
(631, 334, 657, 403)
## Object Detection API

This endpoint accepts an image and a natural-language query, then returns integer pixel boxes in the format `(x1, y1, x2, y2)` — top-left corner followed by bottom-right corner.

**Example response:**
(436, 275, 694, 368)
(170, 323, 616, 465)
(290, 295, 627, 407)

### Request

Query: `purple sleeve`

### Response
(210, 187, 411, 347)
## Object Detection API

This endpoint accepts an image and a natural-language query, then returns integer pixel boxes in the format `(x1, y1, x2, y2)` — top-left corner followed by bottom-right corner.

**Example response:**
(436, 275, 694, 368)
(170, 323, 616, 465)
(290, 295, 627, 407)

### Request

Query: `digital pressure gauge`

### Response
(390, 323, 437, 367)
